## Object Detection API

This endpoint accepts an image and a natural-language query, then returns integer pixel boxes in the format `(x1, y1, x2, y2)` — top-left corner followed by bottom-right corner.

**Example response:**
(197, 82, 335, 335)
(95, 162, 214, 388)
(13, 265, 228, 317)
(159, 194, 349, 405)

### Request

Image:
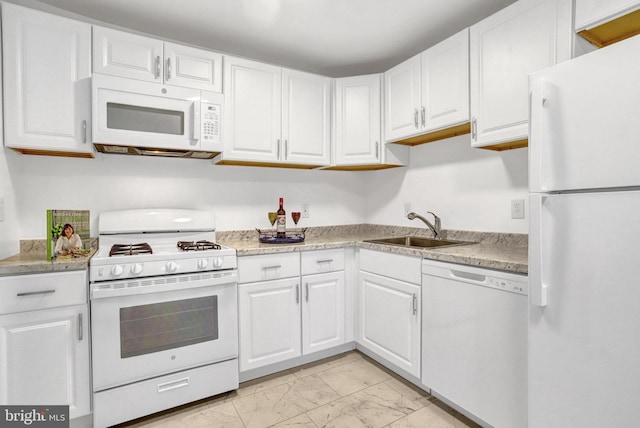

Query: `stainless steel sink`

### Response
(363, 236, 474, 249)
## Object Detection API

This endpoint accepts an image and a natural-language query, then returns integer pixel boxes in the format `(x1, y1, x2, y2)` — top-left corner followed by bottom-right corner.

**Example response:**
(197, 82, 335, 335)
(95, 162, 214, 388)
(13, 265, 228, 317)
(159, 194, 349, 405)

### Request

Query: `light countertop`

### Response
(0, 224, 528, 277)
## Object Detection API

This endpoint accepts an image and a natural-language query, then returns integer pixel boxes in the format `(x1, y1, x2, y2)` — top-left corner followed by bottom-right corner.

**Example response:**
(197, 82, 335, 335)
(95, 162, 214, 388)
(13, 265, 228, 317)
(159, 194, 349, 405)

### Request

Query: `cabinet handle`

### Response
(471, 117, 477, 141)
(414, 109, 419, 128)
(155, 55, 161, 79)
(375, 141, 379, 160)
(284, 140, 288, 160)
(166, 57, 172, 81)
(82, 120, 87, 144)
(412, 293, 417, 316)
(261, 265, 281, 271)
(296, 284, 300, 304)
(421, 106, 426, 127)
(316, 259, 334, 264)
(16, 289, 56, 297)
(277, 139, 281, 159)
(78, 313, 83, 341)
(305, 283, 309, 302)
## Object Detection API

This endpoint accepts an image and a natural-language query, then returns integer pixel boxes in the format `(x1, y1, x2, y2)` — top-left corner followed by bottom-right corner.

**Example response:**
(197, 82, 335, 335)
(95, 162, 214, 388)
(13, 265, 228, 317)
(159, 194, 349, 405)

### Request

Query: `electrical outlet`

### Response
(0, 197, 4, 222)
(404, 203, 412, 216)
(511, 199, 525, 219)
(301, 203, 310, 218)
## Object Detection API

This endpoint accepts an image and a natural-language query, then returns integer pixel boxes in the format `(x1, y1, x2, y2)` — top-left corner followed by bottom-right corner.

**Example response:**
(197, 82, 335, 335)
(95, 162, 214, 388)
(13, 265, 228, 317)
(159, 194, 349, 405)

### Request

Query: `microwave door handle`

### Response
(192, 101, 201, 142)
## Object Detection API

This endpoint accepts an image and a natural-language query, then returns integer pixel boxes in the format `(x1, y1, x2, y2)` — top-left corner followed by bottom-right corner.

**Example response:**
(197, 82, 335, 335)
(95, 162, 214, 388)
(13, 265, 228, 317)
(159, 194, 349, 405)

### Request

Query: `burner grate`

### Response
(109, 243, 153, 257)
(177, 240, 221, 251)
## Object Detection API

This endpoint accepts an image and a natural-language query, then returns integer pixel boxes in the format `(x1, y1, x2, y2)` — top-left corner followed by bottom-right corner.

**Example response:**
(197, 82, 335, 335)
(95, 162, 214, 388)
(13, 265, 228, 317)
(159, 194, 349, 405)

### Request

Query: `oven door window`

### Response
(120, 296, 218, 358)
(107, 102, 185, 135)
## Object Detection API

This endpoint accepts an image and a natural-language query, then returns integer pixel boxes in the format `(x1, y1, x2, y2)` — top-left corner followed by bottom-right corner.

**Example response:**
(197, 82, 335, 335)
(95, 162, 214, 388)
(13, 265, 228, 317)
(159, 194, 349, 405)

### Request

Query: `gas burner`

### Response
(177, 240, 221, 252)
(109, 243, 153, 257)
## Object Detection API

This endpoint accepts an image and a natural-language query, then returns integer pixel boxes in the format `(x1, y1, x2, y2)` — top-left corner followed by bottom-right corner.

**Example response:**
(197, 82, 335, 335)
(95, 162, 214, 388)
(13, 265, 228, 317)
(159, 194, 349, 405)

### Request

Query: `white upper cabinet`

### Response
(282, 69, 331, 166)
(93, 26, 222, 92)
(215, 56, 330, 168)
(470, 0, 572, 150)
(575, 0, 640, 47)
(2, 3, 93, 157)
(333, 74, 408, 169)
(385, 28, 470, 145)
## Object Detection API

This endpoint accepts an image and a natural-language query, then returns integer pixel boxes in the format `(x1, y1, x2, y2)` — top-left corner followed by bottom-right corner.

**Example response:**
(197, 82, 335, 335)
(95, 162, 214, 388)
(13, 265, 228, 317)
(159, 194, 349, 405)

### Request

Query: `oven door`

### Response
(92, 74, 201, 150)
(90, 271, 237, 391)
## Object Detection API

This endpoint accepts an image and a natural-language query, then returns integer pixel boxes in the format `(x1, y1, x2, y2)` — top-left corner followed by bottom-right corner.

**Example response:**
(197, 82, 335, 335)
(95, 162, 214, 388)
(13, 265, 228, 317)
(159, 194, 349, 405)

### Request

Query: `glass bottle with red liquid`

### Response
(276, 197, 286, 239)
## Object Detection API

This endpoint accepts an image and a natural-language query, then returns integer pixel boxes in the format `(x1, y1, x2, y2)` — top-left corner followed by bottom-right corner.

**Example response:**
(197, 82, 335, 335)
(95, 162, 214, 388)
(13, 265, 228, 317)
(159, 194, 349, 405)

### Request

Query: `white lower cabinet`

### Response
(0, 271, 90, 420)
(238, 249, 347, 372)
(238, 277, 302, 371)
(357, 249, 422, 378)
(301, 249, 346, 354)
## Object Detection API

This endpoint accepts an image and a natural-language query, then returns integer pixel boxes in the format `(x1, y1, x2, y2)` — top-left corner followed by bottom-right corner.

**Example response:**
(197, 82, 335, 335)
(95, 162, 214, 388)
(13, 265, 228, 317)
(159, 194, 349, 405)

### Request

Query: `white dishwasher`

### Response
(421, 259, 527, 428)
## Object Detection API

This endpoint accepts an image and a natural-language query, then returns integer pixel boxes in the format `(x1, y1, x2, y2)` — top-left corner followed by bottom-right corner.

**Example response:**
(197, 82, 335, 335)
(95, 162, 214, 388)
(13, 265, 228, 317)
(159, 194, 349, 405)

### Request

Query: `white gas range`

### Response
(89, 209, 239, 428)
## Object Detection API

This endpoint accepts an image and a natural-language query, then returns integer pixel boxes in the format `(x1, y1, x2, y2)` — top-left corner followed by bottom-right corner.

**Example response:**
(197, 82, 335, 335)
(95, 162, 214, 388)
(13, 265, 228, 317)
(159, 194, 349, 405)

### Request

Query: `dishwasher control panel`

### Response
(487, 277, 527, 295)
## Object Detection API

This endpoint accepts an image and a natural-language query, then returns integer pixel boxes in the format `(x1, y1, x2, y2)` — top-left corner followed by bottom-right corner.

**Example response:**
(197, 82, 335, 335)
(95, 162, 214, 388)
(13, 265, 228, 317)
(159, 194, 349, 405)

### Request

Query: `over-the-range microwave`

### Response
(92, 74, 222, 159)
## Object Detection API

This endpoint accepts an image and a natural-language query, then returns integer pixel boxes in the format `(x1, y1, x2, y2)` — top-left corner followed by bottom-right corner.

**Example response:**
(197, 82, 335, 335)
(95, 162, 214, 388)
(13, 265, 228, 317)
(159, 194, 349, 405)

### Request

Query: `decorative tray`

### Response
(256, 228, 307, 244)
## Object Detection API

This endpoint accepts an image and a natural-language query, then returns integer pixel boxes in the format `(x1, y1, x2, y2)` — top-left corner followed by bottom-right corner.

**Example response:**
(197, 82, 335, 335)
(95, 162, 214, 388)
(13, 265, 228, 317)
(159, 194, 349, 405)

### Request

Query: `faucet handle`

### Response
(427, 211, 441, 233)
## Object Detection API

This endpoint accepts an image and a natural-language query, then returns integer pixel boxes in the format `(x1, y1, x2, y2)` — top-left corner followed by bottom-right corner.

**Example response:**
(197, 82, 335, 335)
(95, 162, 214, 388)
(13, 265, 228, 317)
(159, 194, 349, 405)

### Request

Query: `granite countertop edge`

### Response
(0, 225, 528, 276)
(219, 226, 528, 275)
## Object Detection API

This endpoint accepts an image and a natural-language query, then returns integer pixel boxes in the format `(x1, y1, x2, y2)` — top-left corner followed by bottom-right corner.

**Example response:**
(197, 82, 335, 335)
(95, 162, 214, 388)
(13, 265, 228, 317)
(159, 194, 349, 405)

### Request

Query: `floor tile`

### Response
(306, 377, 426, 428)
(289, 350, 363, 379)
(237, 369, 298, 397)
(270, 413, 318, 427)
(388, 400, 480, 428)
(234, 374, 341, 428)
(314, 356, 392, 396)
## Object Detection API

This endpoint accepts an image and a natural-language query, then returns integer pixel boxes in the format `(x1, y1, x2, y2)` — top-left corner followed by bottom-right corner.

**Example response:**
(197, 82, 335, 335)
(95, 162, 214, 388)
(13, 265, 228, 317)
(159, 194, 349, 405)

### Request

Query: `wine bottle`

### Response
(276, 197, 286, 238)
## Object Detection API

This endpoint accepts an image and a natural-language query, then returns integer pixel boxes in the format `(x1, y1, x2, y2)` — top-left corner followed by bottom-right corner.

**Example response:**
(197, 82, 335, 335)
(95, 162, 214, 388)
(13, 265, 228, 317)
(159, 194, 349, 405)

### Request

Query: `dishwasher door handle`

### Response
(449, 270, 487, 283)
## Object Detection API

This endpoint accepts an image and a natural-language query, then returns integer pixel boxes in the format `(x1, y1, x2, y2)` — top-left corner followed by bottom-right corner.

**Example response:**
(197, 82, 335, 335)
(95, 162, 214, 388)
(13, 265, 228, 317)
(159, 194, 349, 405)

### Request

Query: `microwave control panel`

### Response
(201, 102, 221, 144)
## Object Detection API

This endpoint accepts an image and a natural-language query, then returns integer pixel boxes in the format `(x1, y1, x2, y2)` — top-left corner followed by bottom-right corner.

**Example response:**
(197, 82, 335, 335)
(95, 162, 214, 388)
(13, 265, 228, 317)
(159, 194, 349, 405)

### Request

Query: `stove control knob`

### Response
(166, 261, 178, 273)
(130, 263, 143, 275)
(111, 265, 124, 277)
(197, 259, 208, 269)
(213, 257, 224, 268)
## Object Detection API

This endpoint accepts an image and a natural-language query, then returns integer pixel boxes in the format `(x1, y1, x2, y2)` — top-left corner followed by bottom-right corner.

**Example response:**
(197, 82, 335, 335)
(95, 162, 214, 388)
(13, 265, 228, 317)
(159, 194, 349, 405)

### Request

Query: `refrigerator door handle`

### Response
(530, 194, 548, 307)
(530, 79, 552, 193)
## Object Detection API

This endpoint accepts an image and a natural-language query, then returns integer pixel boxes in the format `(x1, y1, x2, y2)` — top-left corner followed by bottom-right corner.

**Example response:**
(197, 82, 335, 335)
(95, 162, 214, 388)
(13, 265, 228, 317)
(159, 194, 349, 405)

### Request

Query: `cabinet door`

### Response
(0, 304, 90, 419)
(282, 69, 331, 166)
(334, 74, 382, 166)
(575, 0, 640, 30)
(470, 0, 572, 148)
(164, 43, 222, 92)
(384, 55, 421, 142)
(302, 271, 345, 354)
(358, 271, 421, 377)
(2, 3, 92, 156)
(93, 26, 163, 83)
(422, 28, 469, 132)
(238, 278, 301, 372)
(224, 56, 282, 163)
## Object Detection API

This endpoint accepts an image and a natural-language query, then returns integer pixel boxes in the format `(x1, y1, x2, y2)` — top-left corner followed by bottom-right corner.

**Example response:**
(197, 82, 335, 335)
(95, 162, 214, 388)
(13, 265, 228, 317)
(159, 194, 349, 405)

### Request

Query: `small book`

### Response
(47, 209, 90, 261)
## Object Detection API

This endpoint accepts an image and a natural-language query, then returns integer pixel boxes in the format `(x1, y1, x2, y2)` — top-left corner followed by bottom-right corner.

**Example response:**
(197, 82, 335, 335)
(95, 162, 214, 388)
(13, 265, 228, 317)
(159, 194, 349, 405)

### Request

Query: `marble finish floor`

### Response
(118, 351, 479, 428)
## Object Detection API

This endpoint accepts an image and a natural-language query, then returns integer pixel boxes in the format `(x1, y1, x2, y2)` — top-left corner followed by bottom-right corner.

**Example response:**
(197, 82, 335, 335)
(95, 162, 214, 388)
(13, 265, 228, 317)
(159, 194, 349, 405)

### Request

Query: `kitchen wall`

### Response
(5, 149, 368, 240)
(365, 134, 528, 233)
(2, 132, 528, 250)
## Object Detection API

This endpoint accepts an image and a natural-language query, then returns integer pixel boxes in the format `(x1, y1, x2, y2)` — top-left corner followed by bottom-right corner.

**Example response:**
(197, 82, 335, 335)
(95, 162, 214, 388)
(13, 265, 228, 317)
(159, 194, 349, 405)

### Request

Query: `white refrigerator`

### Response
(528, 35, 640, 427)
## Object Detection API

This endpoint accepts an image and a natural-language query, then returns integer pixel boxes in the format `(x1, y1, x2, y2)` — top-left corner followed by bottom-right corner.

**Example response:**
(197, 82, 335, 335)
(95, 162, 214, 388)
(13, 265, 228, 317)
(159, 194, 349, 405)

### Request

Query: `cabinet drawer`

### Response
(301, 249, 345, 275)
(359, 249, 421, 285)
(238, 252, 300, 284)
(0, 271, 87, 315)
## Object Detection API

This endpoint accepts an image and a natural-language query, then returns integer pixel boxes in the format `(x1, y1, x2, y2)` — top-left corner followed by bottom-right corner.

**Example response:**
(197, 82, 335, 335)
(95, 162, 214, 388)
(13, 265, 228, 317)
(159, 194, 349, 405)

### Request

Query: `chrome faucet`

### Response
(407, 211, 441, 238)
